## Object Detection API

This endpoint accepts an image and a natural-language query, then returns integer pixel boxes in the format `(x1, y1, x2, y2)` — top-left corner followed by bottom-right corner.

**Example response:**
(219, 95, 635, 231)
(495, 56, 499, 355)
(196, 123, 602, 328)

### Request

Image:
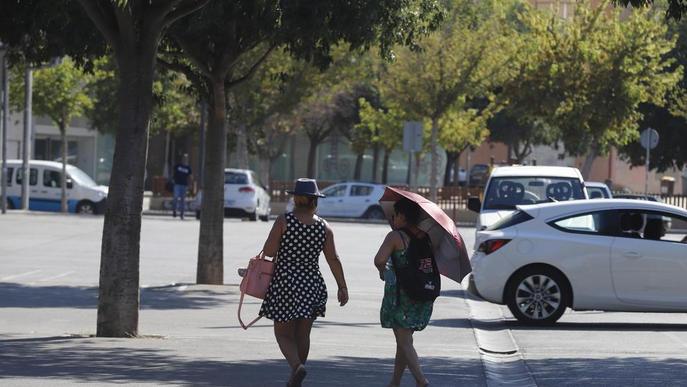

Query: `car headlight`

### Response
(97, 191, 107, 198)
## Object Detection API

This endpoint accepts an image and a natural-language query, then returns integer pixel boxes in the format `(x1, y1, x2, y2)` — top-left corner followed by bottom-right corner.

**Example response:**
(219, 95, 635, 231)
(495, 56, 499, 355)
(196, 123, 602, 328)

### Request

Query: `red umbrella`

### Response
(379, 186, 471, 283)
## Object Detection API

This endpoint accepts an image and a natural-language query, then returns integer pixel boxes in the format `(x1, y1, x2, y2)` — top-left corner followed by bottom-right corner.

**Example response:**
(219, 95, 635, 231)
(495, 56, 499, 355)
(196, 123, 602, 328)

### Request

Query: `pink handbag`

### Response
(238, 251, 275, 329)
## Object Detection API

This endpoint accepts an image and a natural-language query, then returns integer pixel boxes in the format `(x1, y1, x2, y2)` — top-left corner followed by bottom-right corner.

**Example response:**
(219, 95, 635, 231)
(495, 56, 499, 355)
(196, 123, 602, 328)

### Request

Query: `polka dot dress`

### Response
(259, 212, 328, 322)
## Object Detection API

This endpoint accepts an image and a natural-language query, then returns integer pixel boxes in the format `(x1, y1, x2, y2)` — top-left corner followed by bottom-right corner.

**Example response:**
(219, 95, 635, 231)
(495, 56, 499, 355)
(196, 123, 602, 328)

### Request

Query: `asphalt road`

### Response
(2, 212, 687, 386)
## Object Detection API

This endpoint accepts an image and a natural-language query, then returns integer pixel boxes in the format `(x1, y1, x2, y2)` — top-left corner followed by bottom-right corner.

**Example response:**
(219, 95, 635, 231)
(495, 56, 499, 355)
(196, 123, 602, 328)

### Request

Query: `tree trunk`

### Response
(452, 151, 463, 185)
(413, 152, 421, 189)
(259, 156, 270, 188)
(197, 77, 227, 285)
(372, 143, 380, 182)
(353, 152, 363, 180)
(60, 124, 68, 213)
(382, 149, 390, 184)
(306, 138, 318, 178)
(581, 146, 598, 180)
(429, 118, 439, 201)
(443, 150, 459, 187)
(97, 46, 157, 338)
(236, 123, 249, 169)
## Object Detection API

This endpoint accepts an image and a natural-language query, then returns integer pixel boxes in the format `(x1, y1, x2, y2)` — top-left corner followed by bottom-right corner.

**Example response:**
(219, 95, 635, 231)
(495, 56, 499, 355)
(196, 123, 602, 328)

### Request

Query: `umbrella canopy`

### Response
(379, 186, 471, 283)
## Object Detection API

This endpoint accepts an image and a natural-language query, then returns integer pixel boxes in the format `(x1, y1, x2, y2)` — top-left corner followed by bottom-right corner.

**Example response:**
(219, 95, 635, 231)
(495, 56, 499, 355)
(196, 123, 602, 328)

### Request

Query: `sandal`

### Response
(287, 365, 307, 387)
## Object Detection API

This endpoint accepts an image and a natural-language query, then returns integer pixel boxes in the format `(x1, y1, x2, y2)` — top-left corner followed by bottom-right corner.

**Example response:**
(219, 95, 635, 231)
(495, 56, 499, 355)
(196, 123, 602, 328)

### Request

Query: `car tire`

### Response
(195, 210, 201, 220)
(363, 206, 386, 220)
(248, 211, 258, 221)
(505, 265, 570, 325)
(76, 200, 96, 215)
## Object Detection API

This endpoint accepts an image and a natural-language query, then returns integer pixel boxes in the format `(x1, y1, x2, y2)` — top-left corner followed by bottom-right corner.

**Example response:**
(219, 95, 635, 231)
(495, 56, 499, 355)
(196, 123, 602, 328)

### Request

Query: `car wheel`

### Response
(76, 200, 95, 215)
(505, 266, 569, 325)
(195, 210, 201, 220)
(248, 211, 258, 221)
(364, 206, 386, 220)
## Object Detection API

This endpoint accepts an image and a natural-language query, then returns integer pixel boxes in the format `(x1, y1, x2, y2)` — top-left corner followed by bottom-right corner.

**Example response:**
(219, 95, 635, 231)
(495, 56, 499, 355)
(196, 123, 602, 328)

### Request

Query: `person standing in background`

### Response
(172, 153, 193, 220)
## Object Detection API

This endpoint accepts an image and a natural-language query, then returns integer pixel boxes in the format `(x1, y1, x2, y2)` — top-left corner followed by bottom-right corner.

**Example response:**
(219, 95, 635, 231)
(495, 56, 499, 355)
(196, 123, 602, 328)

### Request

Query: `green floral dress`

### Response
(380, 248, 434, 331)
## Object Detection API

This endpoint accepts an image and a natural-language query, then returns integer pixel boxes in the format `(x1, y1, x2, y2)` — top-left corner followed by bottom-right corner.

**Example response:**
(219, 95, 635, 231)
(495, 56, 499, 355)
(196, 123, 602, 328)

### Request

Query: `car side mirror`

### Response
(66, 178, 73, 189)
(467, 197, 481, 213)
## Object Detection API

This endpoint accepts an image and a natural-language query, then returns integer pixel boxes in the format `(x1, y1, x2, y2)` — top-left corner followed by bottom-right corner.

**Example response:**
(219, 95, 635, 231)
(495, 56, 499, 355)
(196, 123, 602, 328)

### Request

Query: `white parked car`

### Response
(469, 199, 687, 325)
(194, 168, 270, 221)
(585, 181, 613, 199)
(468, 166, 588, 236)
(5, 159, 108, 214)
(286, 181, 386, 219)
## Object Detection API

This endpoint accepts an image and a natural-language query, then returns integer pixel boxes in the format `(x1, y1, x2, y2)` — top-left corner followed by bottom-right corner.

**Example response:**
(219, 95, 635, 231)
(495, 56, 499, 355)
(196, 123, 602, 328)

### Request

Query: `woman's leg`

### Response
(295, 318, 315, 364)
(274, 321, 301, 370)
(393, 328, 429, 386)
(389, 340, 407, 387)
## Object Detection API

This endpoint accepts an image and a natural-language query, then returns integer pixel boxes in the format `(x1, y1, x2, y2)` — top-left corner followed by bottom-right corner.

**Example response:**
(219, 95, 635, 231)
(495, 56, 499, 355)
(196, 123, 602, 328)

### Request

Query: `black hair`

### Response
(393, 198, 421, 225)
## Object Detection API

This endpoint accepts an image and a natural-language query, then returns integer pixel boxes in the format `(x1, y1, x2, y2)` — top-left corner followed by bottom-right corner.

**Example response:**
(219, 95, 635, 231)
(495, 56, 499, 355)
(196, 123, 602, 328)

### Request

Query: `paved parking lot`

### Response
(1, 212, 687, 386)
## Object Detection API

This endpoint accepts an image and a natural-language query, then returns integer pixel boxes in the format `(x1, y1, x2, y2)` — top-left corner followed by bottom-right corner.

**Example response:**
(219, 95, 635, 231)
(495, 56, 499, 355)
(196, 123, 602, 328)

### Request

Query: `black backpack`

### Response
(391, 229, 441, 303)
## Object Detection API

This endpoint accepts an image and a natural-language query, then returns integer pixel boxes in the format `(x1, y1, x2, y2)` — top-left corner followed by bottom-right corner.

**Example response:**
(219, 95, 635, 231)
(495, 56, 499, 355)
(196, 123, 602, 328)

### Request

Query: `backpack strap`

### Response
(393, 229, 411, 306)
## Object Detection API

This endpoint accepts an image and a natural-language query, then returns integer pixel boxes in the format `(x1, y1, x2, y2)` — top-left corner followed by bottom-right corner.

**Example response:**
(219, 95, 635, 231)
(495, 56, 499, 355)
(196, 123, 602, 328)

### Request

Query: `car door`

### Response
(16, 166, 42, 210)
(42, 167, 66, 211)
(347, 184, 376, 217)
(610, 209, 687, 308)
(317, 184, 348, 217)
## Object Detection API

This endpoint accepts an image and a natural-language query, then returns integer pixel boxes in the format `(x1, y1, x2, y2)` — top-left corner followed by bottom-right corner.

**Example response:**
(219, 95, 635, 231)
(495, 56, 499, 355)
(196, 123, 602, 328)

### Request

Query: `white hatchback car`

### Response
(470, 199, 687, 325)
(194, 168, 270, 221)
(287, 182, 386, 219)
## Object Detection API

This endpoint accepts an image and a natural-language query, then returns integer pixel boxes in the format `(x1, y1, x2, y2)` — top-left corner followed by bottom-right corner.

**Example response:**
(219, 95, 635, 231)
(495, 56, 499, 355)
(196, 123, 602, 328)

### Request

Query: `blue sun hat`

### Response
(287, 178, 326, 198)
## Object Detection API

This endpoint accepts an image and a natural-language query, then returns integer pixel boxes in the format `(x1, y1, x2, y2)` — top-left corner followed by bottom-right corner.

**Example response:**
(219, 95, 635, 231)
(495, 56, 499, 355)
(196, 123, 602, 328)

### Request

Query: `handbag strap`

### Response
(237, 291, 263, 329)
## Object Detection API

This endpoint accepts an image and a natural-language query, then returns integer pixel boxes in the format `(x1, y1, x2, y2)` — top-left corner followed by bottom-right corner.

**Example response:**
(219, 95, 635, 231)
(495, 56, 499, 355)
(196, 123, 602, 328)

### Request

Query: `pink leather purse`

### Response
(238, 251, 275, 329)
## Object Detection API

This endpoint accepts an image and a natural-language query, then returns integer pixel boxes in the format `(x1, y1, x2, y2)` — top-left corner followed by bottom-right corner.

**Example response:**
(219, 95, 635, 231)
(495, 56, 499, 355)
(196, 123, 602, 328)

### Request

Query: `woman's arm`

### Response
(373, 231, 400, 279)
(322, 222, 349, 306)
(262, 215, 286, 257)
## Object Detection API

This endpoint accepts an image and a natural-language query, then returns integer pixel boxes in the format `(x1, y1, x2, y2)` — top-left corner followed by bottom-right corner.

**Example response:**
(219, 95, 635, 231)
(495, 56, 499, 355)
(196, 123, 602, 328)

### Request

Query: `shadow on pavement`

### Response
(0, 336, 485, 387)
(526, 357, 687, 386)
(505, 320, 687, 332)
(0, 283, 232, 310)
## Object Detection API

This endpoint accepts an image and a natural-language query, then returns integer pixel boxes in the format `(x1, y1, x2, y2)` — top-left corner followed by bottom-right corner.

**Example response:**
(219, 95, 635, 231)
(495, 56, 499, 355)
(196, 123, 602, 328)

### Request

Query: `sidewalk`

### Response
(0, 284, 485, 387)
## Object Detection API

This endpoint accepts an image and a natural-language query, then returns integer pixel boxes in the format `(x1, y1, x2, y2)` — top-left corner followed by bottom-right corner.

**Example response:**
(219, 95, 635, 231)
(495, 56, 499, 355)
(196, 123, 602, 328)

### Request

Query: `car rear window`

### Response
(483, 176, 585, 210)
(225, 172, 248, 184)
(486, 210, 533, 231)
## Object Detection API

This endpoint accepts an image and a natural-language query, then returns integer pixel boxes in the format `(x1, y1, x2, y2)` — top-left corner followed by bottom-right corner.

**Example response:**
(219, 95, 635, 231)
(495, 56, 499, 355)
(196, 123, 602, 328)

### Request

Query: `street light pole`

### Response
(1, 43, 8, 214)
(20, 66, 32, 210)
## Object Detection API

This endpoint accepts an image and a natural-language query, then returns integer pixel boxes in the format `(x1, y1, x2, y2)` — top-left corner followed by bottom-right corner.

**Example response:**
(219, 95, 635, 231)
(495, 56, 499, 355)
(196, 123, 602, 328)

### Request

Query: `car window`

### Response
(16, 168, 38, 186)
(586, 186, 608, 199)
(225, 172, 248, 184)
(250, 172, 264, 188)
(351, 185, 373, 196)
(487, 210, 533, 231)
(322, 184, 348, 197)
(484, 176, 585, 210)
(6, 167, 12, 186)
(617, 209, 687, 244)
(551, 210, 618, 235)
(43, 170, 61, 188)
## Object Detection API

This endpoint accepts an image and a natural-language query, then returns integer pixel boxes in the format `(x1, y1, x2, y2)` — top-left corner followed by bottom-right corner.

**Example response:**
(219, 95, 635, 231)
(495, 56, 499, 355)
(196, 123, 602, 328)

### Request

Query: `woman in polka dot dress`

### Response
(259, 178, 349, 387)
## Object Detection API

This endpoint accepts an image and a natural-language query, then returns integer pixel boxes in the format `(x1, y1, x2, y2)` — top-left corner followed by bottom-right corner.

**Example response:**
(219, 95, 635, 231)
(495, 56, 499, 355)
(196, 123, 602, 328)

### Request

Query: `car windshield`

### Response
(67, 166, 98, 188)
(483, 176, 585, 210)
(225, 172, 248, 184)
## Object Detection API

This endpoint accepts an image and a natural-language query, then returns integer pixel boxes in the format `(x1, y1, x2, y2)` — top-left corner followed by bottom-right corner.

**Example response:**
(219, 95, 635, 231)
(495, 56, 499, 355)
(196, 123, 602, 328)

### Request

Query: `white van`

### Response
(468, 165, 587, 234)
(4, 160, 108, 214)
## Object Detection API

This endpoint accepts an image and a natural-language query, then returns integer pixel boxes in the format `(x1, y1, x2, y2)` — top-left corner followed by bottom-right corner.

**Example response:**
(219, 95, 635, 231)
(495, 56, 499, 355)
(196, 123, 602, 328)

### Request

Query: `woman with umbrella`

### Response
(374, 197, 433, 387)
(374, 188, 471, 387)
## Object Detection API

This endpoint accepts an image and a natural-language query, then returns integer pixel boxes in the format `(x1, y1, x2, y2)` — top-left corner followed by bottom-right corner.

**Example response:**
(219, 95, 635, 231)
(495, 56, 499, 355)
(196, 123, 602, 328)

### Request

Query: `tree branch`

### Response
(171, 34, 212, 77)
(157, 57, 206, 93)
(225, 45, 276, 90)
(76, 0, 119, 47)
(164, 0, 210, 28)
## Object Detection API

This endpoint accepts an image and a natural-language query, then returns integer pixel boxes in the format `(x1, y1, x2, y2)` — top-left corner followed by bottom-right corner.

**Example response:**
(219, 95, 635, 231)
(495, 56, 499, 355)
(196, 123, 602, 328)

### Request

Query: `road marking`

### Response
(0, 270, 42, 282)
(35, 271, 76, 282)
